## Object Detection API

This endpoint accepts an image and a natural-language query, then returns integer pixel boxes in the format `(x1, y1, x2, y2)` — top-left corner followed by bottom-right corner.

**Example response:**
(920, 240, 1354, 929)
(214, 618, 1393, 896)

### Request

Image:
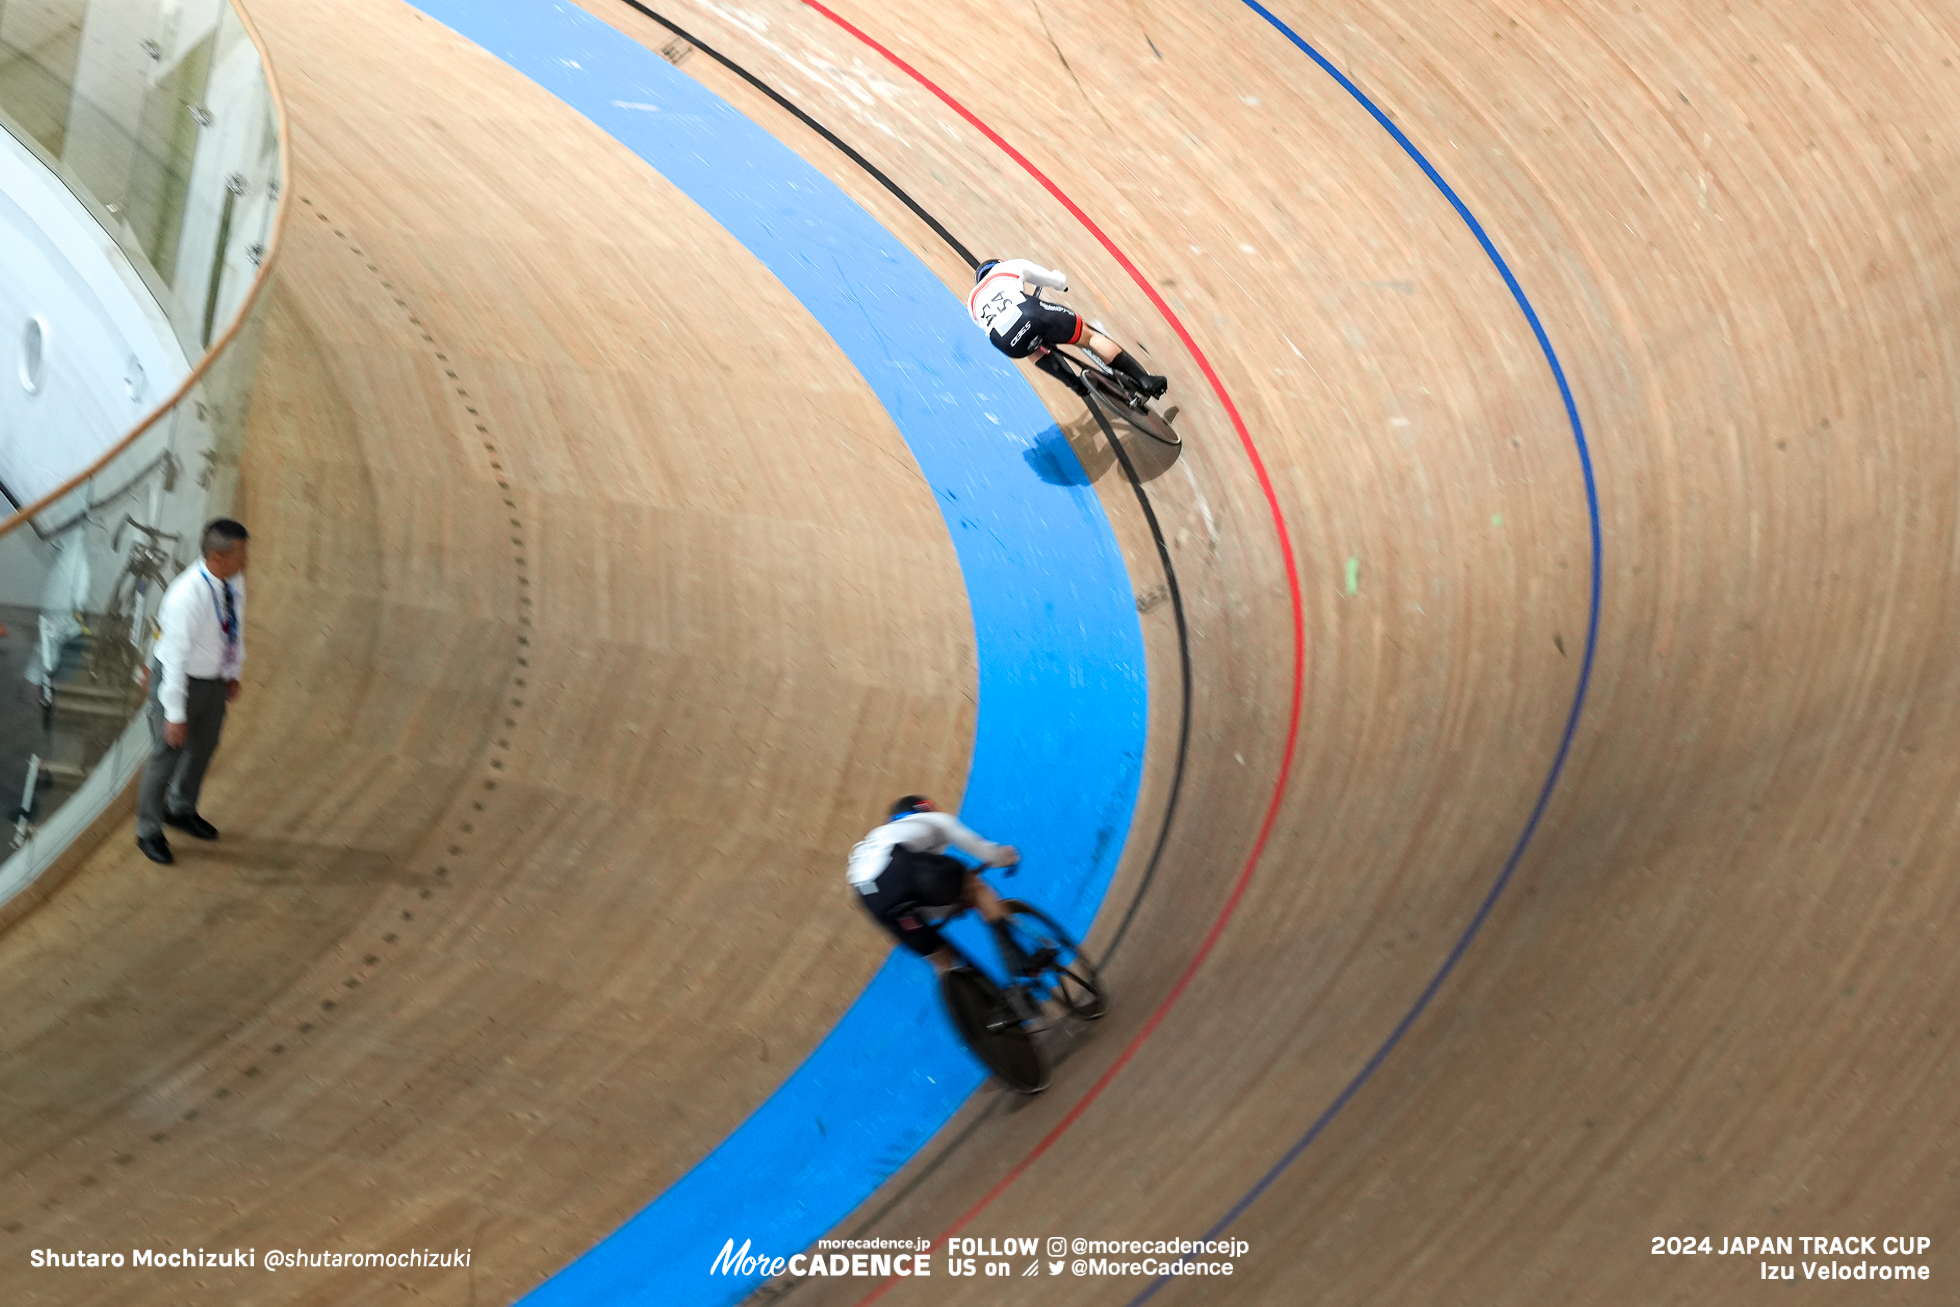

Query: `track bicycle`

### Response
(930, 871, 1108, 1094)
(1042, 341, 1181, 447)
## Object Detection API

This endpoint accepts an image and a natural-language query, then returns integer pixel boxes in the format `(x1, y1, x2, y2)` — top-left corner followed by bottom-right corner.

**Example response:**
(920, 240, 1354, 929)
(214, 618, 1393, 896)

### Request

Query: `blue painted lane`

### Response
(402, 3, 1149, 1304)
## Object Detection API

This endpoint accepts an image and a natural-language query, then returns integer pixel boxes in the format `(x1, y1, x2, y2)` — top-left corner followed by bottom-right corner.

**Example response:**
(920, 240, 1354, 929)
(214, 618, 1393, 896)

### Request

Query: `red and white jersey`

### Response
(967, 259, 1068, 336)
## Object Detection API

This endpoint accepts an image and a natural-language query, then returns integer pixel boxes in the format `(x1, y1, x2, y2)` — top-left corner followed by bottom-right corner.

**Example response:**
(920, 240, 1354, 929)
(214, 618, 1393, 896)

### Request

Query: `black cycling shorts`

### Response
(989, 296, 1084, 360)
(856, 848, 971, 956)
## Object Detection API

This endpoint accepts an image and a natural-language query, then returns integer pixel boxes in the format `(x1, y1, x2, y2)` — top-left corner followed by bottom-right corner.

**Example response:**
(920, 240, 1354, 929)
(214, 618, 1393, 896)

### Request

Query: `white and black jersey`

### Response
(847, 810, 1014, 894)
(967, 260, 1083, 358)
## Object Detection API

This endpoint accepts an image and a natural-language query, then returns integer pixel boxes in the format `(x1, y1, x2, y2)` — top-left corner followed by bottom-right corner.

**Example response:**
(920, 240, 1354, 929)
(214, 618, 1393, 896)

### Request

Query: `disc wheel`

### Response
(1084, 370, 1181, 446)
(1000, 900, 1108, 1021)
(940, 966, 1049, 1094)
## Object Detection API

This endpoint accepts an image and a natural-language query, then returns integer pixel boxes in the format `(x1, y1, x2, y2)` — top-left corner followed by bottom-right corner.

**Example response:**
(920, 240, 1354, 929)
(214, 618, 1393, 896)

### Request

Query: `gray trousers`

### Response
(136, 663, 228, 838)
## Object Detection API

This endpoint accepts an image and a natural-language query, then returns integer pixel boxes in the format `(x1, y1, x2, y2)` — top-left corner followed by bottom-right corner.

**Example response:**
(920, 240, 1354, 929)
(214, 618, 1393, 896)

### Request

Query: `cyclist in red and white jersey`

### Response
(966, 258, 1167, 401)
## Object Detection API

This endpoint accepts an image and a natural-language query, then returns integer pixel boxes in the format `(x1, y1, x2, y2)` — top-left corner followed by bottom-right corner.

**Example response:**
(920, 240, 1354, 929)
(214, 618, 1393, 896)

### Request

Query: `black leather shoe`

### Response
(164, 810, 219, 840)
(136, 833, 174, 865)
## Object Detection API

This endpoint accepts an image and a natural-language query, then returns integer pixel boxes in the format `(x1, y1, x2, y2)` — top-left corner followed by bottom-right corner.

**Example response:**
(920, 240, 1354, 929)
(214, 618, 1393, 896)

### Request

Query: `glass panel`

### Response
(0, 0, 86, 156)
(0, 0, 282, 907)
(0, 0, 279, 357)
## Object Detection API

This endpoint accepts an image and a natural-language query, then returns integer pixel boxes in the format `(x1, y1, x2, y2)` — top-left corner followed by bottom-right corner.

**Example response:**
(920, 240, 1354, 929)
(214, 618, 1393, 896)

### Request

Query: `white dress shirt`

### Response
(153, 561, 246, 723)
(847, 810, 1014, 893)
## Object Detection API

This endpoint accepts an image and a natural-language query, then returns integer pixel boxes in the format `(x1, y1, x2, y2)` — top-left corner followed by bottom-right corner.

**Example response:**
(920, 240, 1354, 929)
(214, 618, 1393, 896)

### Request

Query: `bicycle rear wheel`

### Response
(940, 966, 1049, 1094)
(1084, 370, 1181, 447)
(1000, 900, 1108, 1020)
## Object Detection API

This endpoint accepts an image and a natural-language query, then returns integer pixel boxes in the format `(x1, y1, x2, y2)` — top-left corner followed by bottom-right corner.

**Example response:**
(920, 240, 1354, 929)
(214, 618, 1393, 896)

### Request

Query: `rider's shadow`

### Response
(1022, 416, 1113, 486)
(1023, 408, 1181, 487)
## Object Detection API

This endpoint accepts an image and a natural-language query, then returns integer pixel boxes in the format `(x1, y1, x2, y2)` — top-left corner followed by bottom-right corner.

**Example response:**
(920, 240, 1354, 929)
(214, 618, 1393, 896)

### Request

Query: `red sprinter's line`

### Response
(789, 4, 1309, 1300)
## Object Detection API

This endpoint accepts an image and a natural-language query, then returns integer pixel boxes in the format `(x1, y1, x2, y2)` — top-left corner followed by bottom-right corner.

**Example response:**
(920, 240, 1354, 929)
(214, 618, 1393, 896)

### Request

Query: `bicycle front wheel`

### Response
(940, 967, 1049, 1094)
(1084, 371, 1180, 447)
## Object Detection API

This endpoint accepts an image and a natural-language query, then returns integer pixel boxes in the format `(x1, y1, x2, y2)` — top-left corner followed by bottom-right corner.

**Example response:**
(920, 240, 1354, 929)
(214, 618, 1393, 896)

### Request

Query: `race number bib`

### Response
(974, 286, 1023, 336)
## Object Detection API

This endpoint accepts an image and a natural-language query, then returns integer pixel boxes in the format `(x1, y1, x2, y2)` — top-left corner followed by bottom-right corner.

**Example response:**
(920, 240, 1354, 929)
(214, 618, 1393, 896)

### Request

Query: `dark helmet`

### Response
(889, 795, 937, 819)
(973, 259, 1001, 282)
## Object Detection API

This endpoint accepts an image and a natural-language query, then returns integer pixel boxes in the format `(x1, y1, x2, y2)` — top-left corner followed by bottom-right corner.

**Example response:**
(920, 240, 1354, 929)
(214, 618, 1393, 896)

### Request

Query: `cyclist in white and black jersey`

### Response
(966, 257, 1167, 402)
(850, 795, 1021, 976)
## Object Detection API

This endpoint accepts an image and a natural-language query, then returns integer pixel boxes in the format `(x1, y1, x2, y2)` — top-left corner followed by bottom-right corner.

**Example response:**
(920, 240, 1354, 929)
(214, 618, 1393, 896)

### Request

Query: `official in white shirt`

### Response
(135, 518, 248, 865)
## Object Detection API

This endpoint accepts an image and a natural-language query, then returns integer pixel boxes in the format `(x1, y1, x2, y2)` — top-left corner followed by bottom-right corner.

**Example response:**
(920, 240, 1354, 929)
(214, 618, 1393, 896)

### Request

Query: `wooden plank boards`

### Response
(0, 0, 986, 1299)
(601, 1, 1960, 1303)
(3, 0, 1957, 1302)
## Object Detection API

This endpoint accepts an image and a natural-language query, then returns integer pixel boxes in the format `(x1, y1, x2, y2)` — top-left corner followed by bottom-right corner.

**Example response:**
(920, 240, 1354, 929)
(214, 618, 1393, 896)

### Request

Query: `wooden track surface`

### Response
(3, 0, 1957, 1302)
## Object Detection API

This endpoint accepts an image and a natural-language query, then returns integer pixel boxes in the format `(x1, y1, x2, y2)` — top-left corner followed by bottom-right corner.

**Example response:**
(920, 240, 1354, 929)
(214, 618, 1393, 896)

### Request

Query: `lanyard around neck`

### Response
(199, 567, 237, 644)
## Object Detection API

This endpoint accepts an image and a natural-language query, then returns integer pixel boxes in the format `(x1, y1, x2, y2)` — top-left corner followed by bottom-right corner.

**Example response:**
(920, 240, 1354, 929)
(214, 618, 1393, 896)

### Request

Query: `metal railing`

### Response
(0, 0, 287, 907)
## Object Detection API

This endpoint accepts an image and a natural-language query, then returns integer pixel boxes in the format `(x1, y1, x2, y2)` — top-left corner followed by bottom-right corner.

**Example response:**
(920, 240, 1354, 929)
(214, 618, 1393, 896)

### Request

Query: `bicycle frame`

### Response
(936, 885, 1093, 1035)
(1041, 342, 1181, 447)
(1045, 341, 1118, 386)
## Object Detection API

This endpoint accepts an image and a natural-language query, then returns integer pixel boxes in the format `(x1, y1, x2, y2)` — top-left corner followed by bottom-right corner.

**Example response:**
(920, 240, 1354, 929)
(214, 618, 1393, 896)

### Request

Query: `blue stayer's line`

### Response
(403, 3, 1146, 1305)
(1129, 5, 1603, 1304)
